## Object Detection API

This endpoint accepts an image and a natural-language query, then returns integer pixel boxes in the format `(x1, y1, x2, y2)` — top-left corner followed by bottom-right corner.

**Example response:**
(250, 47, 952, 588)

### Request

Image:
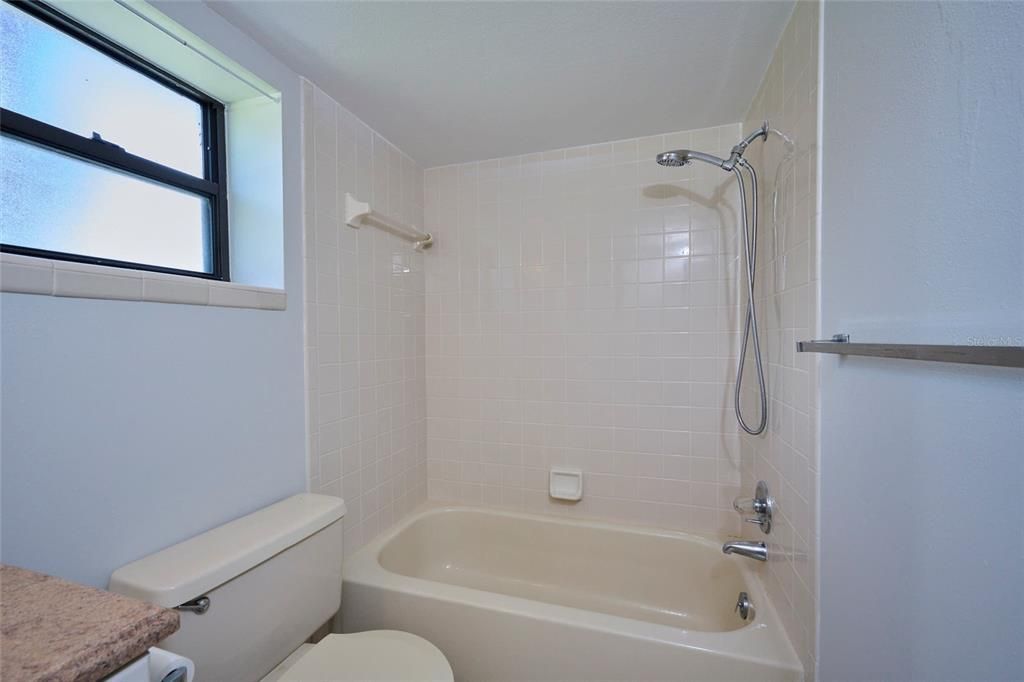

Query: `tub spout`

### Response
(722, 540, 767, 562)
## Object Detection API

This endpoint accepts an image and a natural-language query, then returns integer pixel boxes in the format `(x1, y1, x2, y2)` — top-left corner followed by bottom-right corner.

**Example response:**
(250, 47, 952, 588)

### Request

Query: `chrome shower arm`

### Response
(723, 121, 770, 170)
(734, 120, 770, 156)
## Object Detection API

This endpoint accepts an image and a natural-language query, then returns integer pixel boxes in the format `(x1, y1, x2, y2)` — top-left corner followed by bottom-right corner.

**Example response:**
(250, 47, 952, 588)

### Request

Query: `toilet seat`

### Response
(276, 630, 453, 682)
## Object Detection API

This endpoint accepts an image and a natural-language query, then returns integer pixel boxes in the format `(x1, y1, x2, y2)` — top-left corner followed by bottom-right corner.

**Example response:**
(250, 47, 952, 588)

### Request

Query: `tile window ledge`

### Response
(0, 253, 286, 310)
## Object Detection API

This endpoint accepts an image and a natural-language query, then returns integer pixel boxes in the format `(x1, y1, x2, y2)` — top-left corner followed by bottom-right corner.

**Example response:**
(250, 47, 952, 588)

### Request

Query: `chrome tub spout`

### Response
(722, 540, 768, 562)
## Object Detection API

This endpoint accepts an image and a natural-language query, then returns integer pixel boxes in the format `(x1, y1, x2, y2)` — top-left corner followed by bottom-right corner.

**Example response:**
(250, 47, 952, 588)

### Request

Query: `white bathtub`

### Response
(342, 506, 801, 681)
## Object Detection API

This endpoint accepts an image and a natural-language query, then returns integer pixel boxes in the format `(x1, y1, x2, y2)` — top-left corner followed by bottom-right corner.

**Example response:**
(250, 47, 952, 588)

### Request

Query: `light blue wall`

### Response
(0, 296, 306, 588)
(819, 1, 1024, 679)
(0, 2, 308, 589)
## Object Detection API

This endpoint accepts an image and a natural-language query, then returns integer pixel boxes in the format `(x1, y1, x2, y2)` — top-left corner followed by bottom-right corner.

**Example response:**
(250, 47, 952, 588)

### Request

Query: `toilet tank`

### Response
(110, 494, 346, 682)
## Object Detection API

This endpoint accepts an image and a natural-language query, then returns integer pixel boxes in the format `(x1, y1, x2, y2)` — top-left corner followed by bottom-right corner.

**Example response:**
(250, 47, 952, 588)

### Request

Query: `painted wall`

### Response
(818, 2, 1024, 679)
(0, 1, 307, 588)
(423, 124, 754, 535)
(302, 82, 427, 556)
(740, 1, 819, 677)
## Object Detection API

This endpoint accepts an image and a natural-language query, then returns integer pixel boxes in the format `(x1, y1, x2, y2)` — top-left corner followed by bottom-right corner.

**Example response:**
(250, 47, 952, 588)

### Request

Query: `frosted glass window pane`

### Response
(0, 2, 203, 177)
(1, 136, 211, 273)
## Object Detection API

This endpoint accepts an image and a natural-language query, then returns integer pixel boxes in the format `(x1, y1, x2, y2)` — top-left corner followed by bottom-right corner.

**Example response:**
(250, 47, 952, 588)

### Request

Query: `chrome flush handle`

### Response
(176, 596, 210, 614)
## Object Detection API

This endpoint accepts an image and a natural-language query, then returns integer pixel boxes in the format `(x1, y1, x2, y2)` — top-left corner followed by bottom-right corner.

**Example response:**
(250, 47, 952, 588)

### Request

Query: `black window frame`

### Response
(0, 0, 230, 281)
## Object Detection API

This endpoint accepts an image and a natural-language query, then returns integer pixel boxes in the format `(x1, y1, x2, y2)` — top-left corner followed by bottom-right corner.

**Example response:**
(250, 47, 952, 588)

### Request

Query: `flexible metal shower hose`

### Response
(730, 159, 768, 436)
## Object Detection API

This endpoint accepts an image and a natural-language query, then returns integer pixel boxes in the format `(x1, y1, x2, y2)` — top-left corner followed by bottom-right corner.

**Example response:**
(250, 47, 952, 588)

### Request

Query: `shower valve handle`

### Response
(732, 481, 773, 535)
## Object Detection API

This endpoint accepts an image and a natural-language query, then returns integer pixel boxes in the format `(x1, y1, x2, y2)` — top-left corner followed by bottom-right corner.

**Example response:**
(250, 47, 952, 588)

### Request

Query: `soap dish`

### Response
(549, 467, 583, 502)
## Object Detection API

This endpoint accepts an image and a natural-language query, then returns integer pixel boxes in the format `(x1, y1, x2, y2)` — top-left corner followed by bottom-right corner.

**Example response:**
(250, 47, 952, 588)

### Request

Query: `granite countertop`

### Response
(1, 564, 180, 682)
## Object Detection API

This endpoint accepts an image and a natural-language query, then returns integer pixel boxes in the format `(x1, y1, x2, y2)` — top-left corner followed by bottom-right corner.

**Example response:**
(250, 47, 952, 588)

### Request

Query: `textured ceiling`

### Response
(209, 1, 794, 167)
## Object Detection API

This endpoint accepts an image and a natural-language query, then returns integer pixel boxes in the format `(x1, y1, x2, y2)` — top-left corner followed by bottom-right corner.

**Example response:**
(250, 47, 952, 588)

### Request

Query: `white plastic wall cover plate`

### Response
(549, 467, 583, 501)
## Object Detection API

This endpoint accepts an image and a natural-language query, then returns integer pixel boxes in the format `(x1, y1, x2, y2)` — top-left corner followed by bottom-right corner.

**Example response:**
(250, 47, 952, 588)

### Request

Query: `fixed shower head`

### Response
(655, 149, 729, 169)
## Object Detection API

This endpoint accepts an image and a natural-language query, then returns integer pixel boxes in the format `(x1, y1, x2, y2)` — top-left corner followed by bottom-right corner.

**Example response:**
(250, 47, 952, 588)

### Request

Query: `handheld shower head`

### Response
(654, 122, 772, 436)
(655, 149, 728, 169)
(656, 123, 768, 171)
(655, 150, 690, 167)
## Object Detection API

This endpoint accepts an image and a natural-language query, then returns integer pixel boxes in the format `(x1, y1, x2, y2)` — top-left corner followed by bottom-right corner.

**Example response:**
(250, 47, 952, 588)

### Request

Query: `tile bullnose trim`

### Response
(0, 253, 287, 310)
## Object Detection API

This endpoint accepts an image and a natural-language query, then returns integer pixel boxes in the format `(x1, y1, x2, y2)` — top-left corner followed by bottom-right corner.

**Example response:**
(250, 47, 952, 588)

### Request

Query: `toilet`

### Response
(109, 494, 453, 682)
(266, 631, 452, 682)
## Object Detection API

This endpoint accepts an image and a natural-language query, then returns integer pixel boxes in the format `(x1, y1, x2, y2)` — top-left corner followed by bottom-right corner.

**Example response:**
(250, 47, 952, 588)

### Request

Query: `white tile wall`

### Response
(740, 1, 820, 677)
(301, 81, 427, 556)
(423, 123, 755, 536)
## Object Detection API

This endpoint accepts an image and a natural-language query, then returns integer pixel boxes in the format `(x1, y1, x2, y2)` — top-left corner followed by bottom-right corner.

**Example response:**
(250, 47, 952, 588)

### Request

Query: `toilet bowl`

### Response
(267, 631, 453, 682)
(110, 494, 452, 682)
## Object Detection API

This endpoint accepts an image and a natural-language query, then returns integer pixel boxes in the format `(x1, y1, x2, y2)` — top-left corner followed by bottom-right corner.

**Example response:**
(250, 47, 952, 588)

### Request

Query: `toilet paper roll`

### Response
(147, 647, 195, 682)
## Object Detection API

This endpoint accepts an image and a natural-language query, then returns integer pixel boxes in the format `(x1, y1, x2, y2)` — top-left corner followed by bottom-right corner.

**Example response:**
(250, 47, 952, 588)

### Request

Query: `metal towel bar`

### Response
(796, 335, 1024, 368)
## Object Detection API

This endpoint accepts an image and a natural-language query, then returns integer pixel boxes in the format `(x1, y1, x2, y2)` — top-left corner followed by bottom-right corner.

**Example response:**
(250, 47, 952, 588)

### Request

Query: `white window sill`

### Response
(0, 253, 286, 310)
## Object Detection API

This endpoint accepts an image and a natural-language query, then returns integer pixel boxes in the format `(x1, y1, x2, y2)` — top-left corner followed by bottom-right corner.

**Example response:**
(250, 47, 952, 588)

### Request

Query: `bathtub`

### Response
(342, 506, 801, 681)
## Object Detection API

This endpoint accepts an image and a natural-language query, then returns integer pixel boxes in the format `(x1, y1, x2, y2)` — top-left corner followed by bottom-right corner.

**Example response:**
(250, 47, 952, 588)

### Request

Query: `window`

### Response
(0, 0, 229, 279)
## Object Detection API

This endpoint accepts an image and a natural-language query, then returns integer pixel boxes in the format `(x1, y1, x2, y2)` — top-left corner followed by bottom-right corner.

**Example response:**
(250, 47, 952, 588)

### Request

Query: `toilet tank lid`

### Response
(109, 494, 346, 608)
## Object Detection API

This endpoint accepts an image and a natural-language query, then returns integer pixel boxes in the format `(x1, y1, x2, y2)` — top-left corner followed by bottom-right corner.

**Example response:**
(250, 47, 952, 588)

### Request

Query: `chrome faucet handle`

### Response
(733, 493, 765, 509)
(733, 497, 758, 514)
(732, 480, 773, 535)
